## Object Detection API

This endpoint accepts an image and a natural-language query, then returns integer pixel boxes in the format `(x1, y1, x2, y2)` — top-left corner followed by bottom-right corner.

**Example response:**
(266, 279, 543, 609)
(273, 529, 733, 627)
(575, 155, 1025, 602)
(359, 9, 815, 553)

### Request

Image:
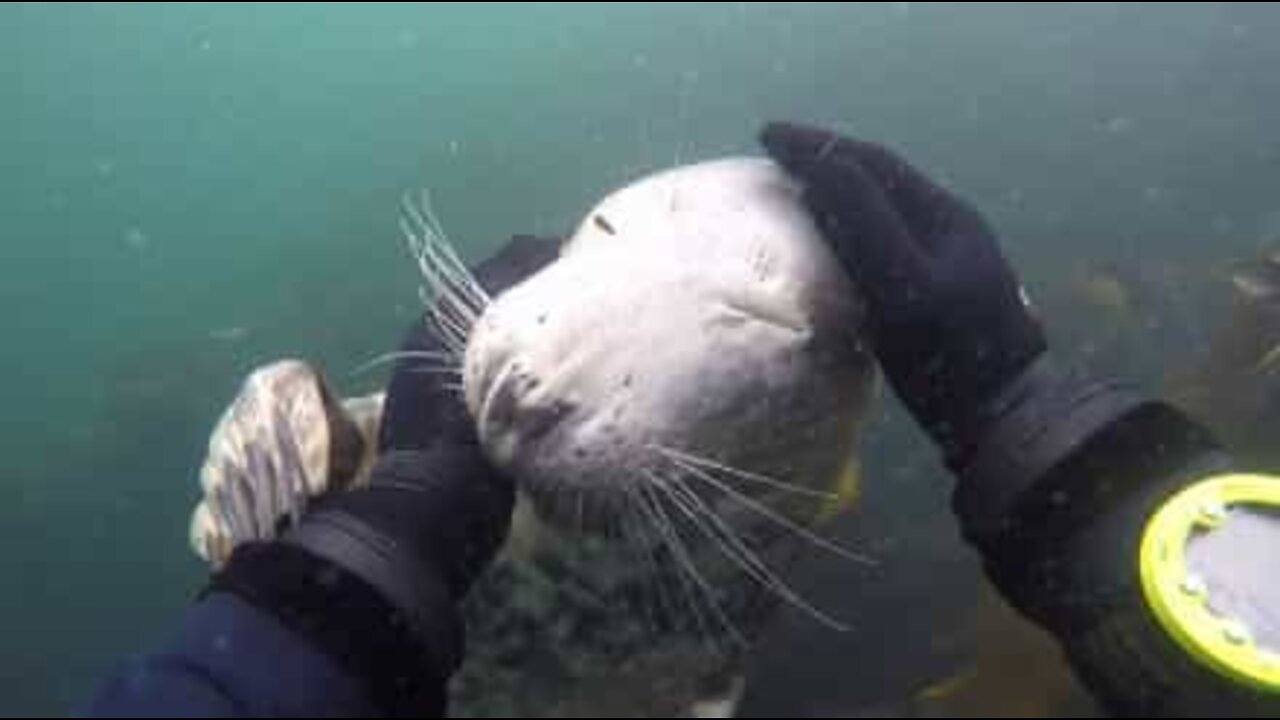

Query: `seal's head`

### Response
(463, 158, 876, 533)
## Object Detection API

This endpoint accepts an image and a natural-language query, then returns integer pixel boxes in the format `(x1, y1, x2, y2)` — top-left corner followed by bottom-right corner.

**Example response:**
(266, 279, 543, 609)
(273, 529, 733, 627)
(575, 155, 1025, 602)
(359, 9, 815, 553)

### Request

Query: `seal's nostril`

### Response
(519, 398, 574, 443)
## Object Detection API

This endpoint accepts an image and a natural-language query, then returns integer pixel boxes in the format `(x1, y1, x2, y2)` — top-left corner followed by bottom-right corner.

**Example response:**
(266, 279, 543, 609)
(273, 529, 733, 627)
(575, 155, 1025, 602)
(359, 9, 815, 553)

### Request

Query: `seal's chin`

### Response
(521, 477, 636, 538)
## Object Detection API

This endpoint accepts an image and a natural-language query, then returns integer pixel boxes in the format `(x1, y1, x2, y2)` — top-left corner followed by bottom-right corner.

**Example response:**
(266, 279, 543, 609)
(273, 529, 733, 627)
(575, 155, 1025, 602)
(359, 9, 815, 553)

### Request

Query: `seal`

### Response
(425, 157, 881, 716)
(190, 156, 880, 717)
(460, 158, 875, 538)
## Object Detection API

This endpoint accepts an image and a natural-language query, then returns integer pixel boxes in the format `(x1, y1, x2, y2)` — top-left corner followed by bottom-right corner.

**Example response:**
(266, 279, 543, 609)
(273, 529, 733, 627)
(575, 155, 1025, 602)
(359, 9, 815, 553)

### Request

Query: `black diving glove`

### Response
(209, 235, 560, 717)
(759, 120, 1205, 549)
(761, 122, 1047, 463)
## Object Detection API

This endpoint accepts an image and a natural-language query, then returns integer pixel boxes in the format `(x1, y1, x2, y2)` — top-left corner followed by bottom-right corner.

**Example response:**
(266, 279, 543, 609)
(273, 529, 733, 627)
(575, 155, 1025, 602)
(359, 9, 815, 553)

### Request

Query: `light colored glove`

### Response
(189, 359, 383, 568)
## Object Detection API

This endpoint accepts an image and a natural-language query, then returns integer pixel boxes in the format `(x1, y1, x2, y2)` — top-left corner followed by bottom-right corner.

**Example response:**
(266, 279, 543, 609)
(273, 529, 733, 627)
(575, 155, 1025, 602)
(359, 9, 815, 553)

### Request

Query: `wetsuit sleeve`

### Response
(83, 592, 385, 718)
(951, 359, 1279, 716)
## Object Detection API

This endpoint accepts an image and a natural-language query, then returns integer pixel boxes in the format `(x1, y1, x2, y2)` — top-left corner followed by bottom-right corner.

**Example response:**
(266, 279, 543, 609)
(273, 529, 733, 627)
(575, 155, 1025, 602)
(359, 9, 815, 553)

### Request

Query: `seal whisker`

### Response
(401, 191, 491, 311)
(427, 300, 479, 343)
(428, 304, 478, 357)
(657, 471, 852, 632)
(425, 277, 483, 338)
(399, 191, 493, 370)
(412, 189, 488, 305)
(400, 191, 452, 265)
(651, 443, 838, 501)
(627, 483, 709, 642)
(349, 350, 458, 377)
(619, 505, 667, 637)
(421, 313, 469, 362)
(406, 369, 464, 379)
(429, 283, 474, 319)
(424, 303, 475, 353)
(402, 216, 483, 317)
(640, 474, 747, 649)
(623, 490, 684, 638)
(663, 454, 877, 567)
(633, 480, 745, 649)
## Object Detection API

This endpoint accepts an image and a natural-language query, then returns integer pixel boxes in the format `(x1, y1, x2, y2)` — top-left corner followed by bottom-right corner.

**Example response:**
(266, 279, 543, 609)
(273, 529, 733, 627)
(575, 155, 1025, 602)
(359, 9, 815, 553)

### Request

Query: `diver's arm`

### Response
(950, 355, 1277, 716)
(761, 123, 1279, 717)
(83, 443, 481, 718)
(85, 236, 561, 718)
(84, 590, 385, 717)
(83, 361, 483, 718)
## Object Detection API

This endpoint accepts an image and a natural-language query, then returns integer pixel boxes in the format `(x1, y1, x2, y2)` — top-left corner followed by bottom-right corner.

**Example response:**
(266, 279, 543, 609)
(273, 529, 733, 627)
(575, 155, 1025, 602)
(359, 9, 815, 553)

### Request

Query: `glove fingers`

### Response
(761, 121, 931, 312)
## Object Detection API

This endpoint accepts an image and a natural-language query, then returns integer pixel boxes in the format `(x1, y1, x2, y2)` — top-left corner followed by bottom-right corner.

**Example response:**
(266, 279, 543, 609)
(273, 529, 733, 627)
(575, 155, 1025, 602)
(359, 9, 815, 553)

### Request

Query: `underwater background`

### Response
(3, 2, 1280, 715)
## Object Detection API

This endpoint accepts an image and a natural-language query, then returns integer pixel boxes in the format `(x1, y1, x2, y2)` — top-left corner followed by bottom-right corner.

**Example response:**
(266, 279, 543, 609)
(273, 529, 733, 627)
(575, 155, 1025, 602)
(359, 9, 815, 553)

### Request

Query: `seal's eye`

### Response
(593, 215, 617, 236)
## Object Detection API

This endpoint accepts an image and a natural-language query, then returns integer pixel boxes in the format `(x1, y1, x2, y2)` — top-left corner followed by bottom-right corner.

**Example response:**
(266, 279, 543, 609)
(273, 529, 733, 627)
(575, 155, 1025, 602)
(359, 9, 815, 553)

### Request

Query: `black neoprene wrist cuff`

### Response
(207, 540, 458, 717)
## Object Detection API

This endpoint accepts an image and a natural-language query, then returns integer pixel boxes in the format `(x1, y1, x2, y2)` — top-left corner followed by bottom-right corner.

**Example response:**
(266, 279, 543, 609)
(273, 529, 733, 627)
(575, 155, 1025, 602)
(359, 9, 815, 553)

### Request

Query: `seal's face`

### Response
(464, 158, 875, 533)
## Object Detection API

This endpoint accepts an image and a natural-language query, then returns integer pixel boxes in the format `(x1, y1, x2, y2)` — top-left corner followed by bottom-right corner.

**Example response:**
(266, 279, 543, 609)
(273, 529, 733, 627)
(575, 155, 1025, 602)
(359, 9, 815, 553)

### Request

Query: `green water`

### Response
(3, 2, 1280, 715)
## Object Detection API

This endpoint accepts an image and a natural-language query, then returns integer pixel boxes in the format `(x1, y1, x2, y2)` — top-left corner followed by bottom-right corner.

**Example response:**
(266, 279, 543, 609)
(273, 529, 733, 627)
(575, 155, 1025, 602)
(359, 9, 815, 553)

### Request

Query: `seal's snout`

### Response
(476, 355, 575, 455)
(465, 279, 584, 469)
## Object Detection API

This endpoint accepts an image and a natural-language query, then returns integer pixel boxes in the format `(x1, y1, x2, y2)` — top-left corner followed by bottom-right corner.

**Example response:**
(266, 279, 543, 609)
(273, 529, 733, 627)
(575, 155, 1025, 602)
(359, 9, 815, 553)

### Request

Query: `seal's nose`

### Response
(464, 276, 582, 464)
(480, 359, 575, 448)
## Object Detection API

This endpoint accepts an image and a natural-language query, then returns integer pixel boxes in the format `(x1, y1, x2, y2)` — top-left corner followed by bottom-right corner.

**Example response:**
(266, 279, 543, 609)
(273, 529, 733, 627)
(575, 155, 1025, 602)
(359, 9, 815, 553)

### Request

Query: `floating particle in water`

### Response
(198, 37, 213, 52)
(1102, 116, 1134, 135)
(632, 53, 649, 69)
(448, 140, 461, 156)
(398, 29, 420, 50)
(111, 496, 134, 516)
(124, 227, 150, 252)
(209, 327, 249, 343)
(1212, 215, 1235, 236)
(962, 98, 983, 123)
(94, 158, 116, 178)
(1142, 186, 1167, 205)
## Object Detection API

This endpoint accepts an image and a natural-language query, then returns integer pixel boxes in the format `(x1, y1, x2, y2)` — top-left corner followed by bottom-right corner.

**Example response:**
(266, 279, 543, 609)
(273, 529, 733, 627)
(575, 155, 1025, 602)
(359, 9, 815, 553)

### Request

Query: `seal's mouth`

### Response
(474, 357, 576, 459)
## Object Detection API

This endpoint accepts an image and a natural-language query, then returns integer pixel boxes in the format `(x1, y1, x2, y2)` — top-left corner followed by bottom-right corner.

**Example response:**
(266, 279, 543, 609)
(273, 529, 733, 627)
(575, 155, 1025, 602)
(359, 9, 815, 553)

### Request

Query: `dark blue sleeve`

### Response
(83, 593, 380, 718)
